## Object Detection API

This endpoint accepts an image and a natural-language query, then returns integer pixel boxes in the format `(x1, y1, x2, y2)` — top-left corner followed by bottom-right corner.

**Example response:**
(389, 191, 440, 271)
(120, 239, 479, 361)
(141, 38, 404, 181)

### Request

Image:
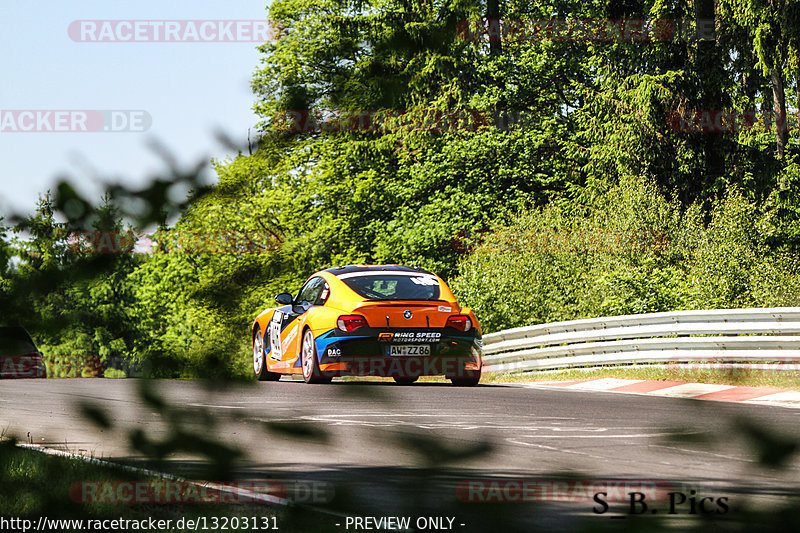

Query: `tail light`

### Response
(446, 315, 472, 332)
(337, 315, 368, 332)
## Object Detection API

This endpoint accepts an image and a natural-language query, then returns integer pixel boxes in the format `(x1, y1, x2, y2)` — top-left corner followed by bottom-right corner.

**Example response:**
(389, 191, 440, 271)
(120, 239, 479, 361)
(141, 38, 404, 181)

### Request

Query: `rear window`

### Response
(0, 327, 38, 357)
(340, 273, 441, 301)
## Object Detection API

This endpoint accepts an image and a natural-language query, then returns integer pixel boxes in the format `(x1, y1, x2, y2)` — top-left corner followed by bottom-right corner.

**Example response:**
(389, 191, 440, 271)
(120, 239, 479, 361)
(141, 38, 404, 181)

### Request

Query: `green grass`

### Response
(479, 365, 800, 390)
(0, 438, 289, 532)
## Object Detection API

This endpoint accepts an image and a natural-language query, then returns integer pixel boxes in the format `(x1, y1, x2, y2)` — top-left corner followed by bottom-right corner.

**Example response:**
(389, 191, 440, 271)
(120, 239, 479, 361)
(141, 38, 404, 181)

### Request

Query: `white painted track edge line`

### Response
(10, 441, 291, 507)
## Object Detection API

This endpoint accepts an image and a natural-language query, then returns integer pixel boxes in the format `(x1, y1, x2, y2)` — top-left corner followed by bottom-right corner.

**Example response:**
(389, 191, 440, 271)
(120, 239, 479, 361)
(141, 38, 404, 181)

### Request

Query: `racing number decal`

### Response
(269, 311, 283, 361)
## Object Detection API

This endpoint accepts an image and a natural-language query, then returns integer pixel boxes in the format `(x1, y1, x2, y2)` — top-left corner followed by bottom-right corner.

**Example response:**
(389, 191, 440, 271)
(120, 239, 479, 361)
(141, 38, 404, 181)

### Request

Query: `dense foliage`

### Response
(3, 0, 800, 377)
(452, 179, 800, 331)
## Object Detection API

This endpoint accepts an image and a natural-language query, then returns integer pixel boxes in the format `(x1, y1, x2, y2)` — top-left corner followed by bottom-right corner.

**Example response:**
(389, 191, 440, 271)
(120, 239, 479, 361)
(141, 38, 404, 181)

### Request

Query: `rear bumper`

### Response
(320, 357, 480, 378)
(0, 354, 47, 378)
(314, 327, 482, 378)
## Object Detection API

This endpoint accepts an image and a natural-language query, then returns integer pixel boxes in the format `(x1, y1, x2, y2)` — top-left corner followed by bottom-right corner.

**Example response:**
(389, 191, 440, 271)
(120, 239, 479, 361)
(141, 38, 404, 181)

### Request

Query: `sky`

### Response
(0, 1, 271, 217)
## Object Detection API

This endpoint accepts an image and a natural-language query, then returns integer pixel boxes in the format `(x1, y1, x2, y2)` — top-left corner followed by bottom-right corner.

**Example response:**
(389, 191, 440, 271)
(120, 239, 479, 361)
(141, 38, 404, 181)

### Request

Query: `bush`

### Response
(103, 367, 127, 379)
(451, 179, 800, 333)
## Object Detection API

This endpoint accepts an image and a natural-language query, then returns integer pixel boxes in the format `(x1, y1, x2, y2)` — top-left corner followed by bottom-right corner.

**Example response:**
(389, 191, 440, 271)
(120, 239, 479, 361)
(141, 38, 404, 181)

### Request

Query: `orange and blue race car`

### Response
(251, 265, 482, 385)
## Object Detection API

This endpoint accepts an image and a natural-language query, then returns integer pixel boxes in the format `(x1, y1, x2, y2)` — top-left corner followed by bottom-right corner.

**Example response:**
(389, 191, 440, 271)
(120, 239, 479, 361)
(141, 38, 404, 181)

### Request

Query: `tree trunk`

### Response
(695, 0, 725, 189)
(771, 68, 787, 159)
(796, 64, 800, 146)
(487, 0, 502, 57)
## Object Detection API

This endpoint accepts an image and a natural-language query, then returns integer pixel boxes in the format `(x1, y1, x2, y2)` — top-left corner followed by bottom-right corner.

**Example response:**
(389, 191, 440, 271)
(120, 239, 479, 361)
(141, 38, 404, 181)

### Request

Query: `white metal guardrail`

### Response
(480, 308, 800, 373)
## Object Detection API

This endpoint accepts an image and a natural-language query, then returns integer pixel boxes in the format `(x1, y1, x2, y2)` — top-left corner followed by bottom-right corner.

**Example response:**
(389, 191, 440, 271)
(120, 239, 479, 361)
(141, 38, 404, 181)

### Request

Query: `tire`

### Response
(449, 370, 481, 387)
(393, 376, 419, 385)
(253, 326, 281, 381)
(301, 329, 332, 384)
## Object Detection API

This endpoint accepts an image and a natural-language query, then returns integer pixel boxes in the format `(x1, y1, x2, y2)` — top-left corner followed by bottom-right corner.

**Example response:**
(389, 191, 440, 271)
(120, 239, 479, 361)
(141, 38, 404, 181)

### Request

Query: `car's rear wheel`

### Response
(393, 376, 419, 385)
(301, 329, 332, 384)
(449, 370, 480, 386)
(253, 326, 281, 381)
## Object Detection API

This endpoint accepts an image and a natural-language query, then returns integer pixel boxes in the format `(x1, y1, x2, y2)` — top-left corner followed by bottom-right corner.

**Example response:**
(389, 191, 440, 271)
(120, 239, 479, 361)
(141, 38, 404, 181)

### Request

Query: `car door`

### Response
(276, 277, 327, 362)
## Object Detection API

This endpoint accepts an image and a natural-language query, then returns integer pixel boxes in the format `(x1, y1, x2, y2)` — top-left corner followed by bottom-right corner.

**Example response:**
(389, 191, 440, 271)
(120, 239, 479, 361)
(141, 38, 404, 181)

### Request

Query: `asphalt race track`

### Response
(2, 378, 799, 531)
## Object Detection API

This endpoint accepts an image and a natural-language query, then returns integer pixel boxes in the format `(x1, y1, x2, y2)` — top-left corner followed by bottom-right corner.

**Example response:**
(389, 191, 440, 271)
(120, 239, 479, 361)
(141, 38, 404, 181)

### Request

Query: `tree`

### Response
(9, 194, 141, 377)
(719, 0, 800, 161)
(0, 218, 12, 308)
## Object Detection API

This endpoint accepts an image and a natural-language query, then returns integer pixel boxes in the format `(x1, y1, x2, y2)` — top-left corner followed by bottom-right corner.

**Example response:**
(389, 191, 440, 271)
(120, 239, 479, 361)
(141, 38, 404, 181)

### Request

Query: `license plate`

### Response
(389, 345, 431, 356)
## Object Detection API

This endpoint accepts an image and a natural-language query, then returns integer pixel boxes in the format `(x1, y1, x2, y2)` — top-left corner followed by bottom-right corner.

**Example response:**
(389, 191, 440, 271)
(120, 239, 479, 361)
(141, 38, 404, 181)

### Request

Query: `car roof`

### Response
(322, 264, 435, 277)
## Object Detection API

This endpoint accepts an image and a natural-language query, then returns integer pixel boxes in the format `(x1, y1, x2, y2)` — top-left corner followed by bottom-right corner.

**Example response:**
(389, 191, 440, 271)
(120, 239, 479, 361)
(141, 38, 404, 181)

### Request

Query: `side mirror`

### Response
(275, 293, 293, 306)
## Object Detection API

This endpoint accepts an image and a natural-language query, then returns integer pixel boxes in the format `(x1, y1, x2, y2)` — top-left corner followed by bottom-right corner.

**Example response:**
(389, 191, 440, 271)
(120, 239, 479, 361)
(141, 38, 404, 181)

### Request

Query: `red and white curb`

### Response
(518, 378, 800, 409)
